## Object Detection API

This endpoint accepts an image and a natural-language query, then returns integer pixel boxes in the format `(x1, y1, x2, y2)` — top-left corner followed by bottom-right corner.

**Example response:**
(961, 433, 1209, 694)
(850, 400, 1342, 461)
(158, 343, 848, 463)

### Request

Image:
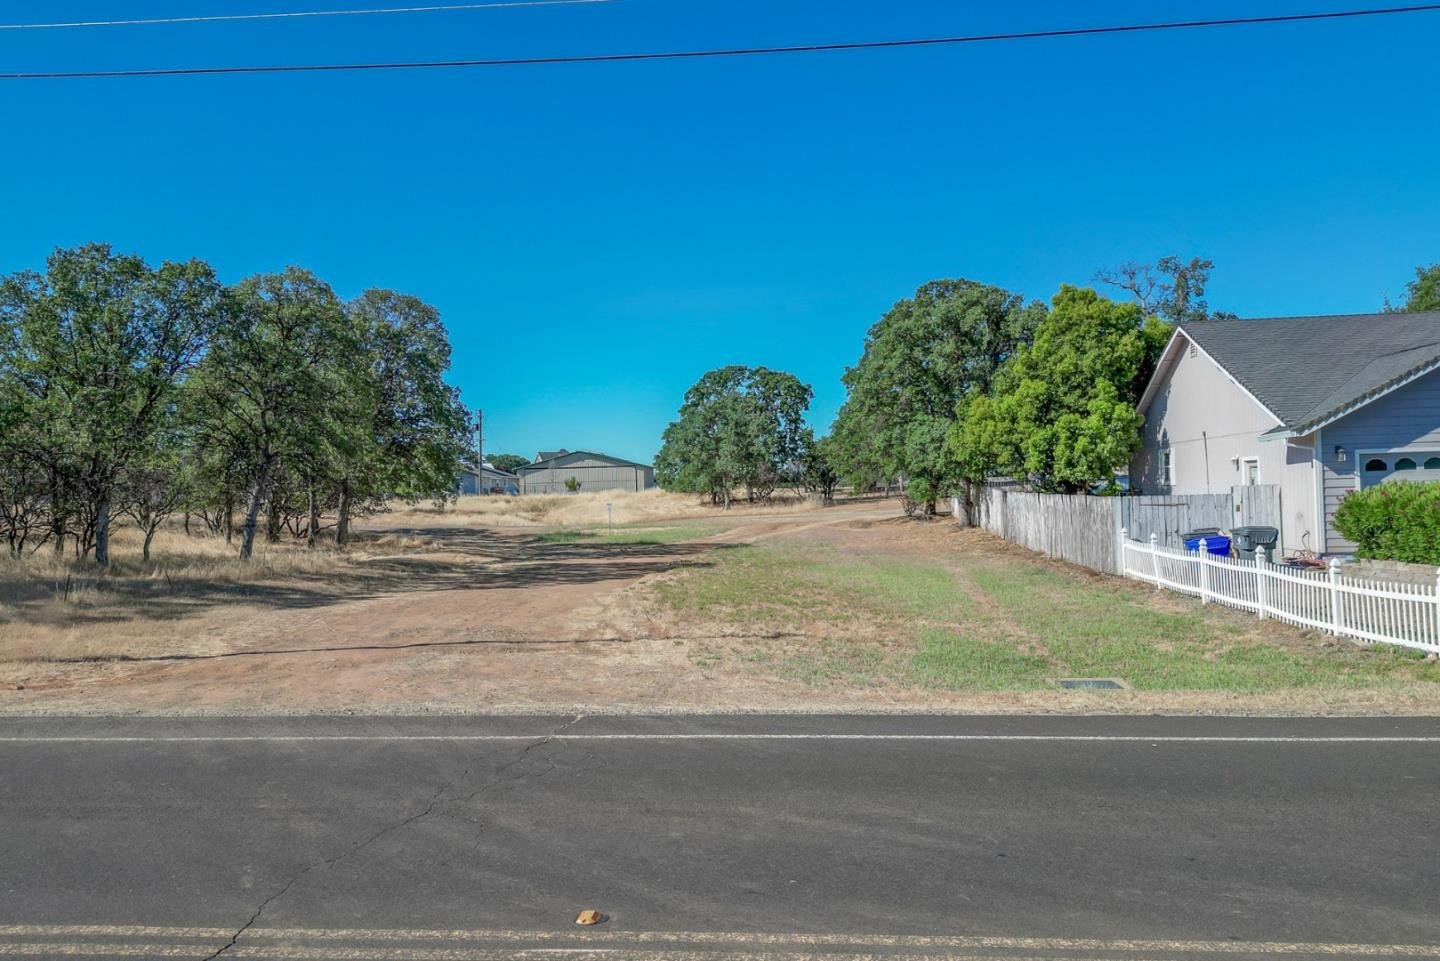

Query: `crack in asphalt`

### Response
(200, 714, 586, 960)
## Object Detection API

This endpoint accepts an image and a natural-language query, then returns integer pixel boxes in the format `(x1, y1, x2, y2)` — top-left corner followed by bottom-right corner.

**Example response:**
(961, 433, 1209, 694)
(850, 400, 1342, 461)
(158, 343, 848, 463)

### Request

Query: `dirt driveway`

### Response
(0, 501, 899, 716)
(5, 498, 1436, 717)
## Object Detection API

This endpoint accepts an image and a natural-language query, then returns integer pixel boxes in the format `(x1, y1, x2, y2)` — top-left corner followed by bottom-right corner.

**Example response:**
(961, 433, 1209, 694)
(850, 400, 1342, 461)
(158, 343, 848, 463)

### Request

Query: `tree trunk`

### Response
(266, 497, 282, 544)
(722, 486, 731, 510)
(94, 493, 111, 567)
(239, 464, 272, 561)
(306, 487, 319, 549)
(336, 483, 352, 549)
(142, 525, 157, 563)
(224, 492, 234, 545)
(183, 512, 191, 536)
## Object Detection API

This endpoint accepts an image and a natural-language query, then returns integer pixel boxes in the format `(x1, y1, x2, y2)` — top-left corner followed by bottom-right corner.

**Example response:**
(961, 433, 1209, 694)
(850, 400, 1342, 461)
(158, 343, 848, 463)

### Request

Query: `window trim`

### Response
(1159, 448, 1174, 486)
(1240, 456, 1261, 485)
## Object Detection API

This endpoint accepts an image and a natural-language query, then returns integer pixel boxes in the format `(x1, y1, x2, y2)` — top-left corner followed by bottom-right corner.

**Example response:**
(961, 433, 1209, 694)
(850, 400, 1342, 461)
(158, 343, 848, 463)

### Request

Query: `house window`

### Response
(1160, 448, 1174, 485)
(1396, 457, 1418, 470)
(1364, 458, 1387, 471)
(1241, 457, 1260, 485)
(1427, 458, 1440, 469)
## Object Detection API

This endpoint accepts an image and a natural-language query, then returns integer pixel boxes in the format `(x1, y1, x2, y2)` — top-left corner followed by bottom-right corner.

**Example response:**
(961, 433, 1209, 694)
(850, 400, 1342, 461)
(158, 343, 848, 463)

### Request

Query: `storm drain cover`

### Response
(1059, 678, 1126, 690)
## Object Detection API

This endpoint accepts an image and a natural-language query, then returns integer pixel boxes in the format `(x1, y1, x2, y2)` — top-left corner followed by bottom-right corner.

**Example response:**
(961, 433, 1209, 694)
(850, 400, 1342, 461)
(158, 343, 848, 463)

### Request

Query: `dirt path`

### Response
(0, 501, 897, 716)
(9, 501, 1428, 717)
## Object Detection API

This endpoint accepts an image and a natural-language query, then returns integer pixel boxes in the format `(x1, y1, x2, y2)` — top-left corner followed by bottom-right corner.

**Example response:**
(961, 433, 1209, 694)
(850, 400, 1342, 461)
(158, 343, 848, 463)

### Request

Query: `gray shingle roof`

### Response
(1180, 311, 1440, 434)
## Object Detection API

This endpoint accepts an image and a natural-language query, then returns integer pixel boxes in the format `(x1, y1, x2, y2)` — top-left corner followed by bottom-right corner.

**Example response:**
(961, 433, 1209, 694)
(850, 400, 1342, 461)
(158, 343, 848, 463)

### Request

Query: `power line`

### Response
(4, 3, 1438, 80)
(0, 0, 616, 31)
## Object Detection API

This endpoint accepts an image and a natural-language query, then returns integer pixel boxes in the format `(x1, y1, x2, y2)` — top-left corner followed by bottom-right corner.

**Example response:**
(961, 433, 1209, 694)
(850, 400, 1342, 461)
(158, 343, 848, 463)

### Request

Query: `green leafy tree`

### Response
(120, 424, 194, 562)
(656, 366, 813, 509)
(796, 430, 840, 505)
(336, 290, 472, 545)
(189, 268, 359, 560)
(955, 286, 1162, 492)
(1386, 264, 1440, 312)
(487, 453, 530, 474)
(0, 244, 223, 565)
(830, 279, 1045, 515)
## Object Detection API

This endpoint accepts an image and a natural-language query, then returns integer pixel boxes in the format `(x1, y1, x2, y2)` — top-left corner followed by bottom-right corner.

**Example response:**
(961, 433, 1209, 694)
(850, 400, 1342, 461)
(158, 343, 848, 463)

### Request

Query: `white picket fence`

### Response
(1120, 531, 1440, 654)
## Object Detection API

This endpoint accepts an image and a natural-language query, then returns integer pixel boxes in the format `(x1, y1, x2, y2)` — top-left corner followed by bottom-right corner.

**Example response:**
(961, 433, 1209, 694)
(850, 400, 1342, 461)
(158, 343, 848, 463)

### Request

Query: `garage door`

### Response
(1359, 451, 1440, 487)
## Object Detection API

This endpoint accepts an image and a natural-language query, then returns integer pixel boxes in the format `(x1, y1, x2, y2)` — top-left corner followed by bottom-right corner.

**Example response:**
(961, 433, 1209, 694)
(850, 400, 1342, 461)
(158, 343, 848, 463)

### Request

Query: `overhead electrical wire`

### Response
(3, 3, 1438, 80)
(0, 0, 618, 31)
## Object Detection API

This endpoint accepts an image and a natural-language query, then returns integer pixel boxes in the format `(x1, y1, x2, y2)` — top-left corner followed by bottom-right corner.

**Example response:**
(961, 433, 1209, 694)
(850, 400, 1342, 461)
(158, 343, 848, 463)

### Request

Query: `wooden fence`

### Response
(956, 484, 1284, 576)
(1120, 485, 1281, 549)
(963, 487, 1123, 574)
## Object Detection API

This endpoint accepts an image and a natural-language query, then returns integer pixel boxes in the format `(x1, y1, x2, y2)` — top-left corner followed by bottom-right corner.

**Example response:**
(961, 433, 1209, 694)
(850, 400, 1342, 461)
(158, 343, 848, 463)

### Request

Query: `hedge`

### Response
(1333, 481, 1440, 565)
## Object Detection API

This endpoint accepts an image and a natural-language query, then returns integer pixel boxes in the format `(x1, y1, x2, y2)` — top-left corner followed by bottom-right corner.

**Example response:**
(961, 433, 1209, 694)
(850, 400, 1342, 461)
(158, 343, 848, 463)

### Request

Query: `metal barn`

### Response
(517, 450, 656, 495)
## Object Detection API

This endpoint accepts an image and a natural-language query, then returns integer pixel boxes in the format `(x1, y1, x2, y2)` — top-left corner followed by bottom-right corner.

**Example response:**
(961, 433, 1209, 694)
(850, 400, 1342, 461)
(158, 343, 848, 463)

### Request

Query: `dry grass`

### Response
(372, 488, 823, 530)
(0, 522, 439, 664)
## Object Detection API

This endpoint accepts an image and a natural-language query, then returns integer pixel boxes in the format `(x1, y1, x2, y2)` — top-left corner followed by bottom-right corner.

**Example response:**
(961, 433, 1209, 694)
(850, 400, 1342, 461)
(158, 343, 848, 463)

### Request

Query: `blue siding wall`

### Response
(1321, 367, 1440, 551)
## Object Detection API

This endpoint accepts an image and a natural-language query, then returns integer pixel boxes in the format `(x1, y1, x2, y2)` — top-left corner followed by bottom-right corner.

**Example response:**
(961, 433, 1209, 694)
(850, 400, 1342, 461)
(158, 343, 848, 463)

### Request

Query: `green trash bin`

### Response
(1231, 526, 1279, 563)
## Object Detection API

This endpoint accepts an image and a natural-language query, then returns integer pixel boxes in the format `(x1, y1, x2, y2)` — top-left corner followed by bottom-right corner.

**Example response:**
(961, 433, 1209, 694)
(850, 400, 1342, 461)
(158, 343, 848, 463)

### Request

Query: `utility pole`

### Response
(474, 409, 484, 494)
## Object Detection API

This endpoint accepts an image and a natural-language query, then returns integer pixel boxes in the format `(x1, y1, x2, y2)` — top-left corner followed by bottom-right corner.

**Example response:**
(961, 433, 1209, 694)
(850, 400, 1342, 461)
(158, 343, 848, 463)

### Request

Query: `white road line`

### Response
(3, 928, 1439, 957)
(0, 734, 1437, 744)
(1, 945, 1438, 961)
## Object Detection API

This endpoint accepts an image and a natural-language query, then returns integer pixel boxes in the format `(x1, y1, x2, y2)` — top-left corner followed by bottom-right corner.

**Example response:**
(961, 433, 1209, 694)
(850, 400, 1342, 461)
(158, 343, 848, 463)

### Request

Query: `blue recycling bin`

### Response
(1183, 531, 1230, 557)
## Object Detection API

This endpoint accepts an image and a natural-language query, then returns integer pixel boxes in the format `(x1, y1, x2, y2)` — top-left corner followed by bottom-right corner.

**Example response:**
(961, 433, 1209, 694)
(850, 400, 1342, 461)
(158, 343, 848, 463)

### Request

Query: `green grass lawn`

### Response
(653, 539, 1440, 693)
(535, 522, 728, 546)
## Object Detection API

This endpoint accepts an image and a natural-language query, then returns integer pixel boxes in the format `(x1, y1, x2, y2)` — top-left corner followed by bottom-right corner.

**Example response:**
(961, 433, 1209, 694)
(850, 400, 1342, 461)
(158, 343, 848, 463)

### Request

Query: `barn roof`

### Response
(518, 450, 653, 472)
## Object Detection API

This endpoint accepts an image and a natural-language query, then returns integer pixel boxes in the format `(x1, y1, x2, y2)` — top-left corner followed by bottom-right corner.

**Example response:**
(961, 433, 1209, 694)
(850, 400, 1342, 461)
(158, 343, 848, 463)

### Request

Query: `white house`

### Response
(1131, 311, 1440, 556)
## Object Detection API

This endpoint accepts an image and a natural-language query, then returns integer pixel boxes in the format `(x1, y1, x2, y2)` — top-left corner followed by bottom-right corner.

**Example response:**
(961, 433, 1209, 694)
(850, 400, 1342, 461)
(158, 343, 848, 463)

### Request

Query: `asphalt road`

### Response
(1, 715, 1438, 961)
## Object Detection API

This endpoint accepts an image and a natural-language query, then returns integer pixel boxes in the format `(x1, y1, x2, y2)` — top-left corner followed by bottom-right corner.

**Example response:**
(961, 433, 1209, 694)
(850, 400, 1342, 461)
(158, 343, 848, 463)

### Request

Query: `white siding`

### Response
(1132, 340, 1313, 554)
(1319, 367, 1440, 553)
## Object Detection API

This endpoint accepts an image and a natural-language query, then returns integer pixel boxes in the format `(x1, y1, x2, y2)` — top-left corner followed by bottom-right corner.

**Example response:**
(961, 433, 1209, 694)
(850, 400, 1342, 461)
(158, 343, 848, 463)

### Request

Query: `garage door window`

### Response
(1360, 450, 1440, 487)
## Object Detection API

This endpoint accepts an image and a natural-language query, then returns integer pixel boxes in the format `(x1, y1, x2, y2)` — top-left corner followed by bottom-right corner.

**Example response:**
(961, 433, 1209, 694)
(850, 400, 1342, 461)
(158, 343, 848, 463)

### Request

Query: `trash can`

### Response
(1182, 529, 1230, 557)
(1231, 525, 1279, 564)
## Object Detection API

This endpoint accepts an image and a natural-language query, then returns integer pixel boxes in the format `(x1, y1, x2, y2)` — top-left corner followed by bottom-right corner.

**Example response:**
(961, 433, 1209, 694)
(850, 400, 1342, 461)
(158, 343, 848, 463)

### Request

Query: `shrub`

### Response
(1333, 481, 1440, 565)
(902, 477, 938, 519)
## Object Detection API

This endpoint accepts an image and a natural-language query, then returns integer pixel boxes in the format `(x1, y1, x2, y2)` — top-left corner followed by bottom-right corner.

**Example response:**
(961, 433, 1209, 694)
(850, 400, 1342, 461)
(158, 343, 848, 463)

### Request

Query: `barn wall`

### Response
(518, 453, 655, 494)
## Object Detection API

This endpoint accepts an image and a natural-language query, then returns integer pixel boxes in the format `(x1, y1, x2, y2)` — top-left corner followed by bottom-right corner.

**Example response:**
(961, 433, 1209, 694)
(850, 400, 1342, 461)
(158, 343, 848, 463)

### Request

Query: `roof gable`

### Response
(518, 449, 652, 471)
(1176, 311, 1440, 433)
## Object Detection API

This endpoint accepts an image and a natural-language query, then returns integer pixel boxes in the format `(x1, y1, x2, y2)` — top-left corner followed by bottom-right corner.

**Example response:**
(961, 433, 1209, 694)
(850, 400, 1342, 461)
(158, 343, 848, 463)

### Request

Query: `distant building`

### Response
(458, 462, 520, 496)
(517, 450, 656, 495)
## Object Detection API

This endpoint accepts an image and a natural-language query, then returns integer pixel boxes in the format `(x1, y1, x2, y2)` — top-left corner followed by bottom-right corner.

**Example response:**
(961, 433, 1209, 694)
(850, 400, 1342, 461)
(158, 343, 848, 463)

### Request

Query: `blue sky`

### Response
(2, 1, 1437, 463)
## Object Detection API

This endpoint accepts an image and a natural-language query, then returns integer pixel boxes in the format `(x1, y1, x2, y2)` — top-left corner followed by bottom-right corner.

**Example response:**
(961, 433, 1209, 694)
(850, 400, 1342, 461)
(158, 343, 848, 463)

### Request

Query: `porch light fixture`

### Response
(1334, 445, 1347, 463)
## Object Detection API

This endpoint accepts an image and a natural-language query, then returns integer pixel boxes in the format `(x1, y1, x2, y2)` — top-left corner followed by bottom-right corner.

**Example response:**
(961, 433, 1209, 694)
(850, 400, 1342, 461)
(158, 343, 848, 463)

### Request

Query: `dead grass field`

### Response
(1, 496, 1436, 716)
(374, 488, 823, 529)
